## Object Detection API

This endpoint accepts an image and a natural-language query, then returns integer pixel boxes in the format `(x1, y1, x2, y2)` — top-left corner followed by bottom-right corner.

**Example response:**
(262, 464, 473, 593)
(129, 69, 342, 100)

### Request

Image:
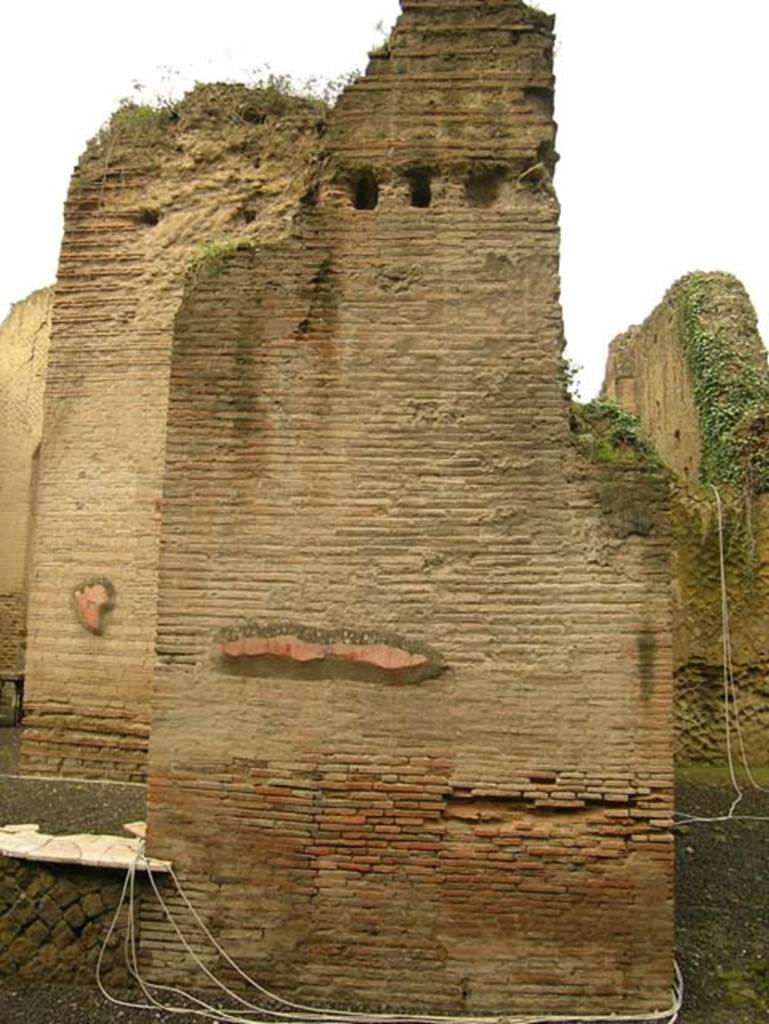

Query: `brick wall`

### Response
(603, 272, 769, 765)
(146, 1, 673, 1014)
(0, 288, 51, 674)
(21, 87, 325, 781)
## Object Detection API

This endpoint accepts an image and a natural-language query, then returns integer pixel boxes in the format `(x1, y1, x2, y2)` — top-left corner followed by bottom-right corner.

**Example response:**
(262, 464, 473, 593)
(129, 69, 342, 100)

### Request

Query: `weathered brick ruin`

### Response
(146, 1, 673, 1012)
(3, 0, 678, 1015)
(604, 272, 769, 766)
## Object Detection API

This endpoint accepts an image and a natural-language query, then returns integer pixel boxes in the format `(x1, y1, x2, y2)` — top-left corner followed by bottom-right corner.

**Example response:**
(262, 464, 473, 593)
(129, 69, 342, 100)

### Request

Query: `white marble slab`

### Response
(0, 823, 171, 873)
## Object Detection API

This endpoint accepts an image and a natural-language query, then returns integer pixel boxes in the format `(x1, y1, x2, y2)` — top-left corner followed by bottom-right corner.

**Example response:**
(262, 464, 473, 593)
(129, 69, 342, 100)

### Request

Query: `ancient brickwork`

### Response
(146, 1, 673, 1014)
(21, 87, 326, 781)
(603, 273, 769, 765)
(0, 288, 51, 674)
(0, 857, 129, 984)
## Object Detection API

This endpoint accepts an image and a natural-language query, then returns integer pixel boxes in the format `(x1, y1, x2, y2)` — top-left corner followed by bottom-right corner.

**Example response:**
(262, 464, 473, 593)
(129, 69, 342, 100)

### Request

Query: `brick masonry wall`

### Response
(603, 273, 769, 765)
(146, 1, 674, 1014)
(21, 88, 325, 781)
(0, 856, 130, 985)
(0, 288, 51, 674)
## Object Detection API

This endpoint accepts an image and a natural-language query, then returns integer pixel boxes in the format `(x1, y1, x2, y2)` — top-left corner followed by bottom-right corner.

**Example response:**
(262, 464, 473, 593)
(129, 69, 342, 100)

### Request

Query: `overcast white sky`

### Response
(1, 0, 767, 397)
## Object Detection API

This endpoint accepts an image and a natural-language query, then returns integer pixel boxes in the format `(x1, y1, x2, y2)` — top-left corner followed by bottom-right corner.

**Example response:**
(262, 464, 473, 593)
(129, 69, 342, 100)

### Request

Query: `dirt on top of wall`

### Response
(82, 81, 328, 168)
(67, 81, 330, 273)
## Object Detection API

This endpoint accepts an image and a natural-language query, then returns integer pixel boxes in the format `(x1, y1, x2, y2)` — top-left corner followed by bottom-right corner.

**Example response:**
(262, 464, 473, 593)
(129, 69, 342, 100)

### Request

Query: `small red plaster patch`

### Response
(223, 635, 325, 662)
(73, 581, 116, 635)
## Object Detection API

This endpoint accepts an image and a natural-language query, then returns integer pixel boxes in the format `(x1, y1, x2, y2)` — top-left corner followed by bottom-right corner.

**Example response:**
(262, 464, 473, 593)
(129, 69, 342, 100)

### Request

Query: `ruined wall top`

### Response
(328, 0, 556, 176)
(603, 272, 769, 490)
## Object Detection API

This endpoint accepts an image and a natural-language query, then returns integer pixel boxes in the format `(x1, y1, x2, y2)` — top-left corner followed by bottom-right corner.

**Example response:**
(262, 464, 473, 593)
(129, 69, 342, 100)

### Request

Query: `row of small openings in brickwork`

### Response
(349, 165, 510, 210)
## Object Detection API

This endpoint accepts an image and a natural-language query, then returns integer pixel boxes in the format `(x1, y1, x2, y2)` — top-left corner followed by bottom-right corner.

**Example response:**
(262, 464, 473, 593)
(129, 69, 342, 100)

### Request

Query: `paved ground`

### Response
(0, 726, 145, 835)
(0, 771, 146, 837)
(1, 724, 768, 1023)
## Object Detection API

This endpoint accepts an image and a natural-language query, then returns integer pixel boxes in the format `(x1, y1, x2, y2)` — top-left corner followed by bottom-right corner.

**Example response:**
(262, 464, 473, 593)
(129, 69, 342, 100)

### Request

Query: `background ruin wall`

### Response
(0, 288, 51, 676)
(603, 272, 769, 765)
(145, 1, 673, 1014)
(20, 85, 326, 781)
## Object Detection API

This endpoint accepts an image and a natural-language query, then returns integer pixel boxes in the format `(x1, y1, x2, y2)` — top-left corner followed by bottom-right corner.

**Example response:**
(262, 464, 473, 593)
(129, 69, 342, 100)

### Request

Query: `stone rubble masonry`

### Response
(0, 287, 52, 674)
(0, 822, 176, 987)
(603, 273, 769, 765)
(144, 0, 673, 1015)
(0, 855, 131, 985)
(21, 82, 327, 781)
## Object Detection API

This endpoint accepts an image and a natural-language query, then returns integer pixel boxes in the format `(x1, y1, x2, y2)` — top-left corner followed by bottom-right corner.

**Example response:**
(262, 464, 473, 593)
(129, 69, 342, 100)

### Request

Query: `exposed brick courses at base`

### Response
(20, 703, 149, 782)
(147, 764, 672, 1013)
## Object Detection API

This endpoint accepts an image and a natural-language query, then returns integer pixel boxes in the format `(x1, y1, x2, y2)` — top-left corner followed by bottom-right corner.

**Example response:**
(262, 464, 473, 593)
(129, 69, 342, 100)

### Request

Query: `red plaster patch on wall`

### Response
(72, 579, 116, 636)
(327, 643, 428, 671)
(222, 634, 429, 672)
(222, 636, 326, 662)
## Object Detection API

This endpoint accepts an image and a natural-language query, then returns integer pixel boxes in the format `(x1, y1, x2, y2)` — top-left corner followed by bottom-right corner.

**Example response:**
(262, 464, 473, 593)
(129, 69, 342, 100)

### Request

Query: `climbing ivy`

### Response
(679, 276, 769, 492)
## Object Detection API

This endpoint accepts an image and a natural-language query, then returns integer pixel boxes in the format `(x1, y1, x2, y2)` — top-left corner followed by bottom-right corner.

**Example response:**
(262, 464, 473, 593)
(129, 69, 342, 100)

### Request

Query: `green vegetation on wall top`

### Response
(83, 71, 361, 163)
(678, 273, 769, 493)
(570, 398, 664, 470)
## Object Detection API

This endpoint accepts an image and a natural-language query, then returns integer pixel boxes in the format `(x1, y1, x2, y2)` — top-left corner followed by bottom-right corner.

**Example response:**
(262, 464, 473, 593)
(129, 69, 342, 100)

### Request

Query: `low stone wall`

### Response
(0, 856, 130, 984)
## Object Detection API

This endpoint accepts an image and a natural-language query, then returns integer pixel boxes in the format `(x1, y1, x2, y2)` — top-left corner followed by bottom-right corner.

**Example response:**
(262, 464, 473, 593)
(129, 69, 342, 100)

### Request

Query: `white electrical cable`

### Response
(96, 840, 682, 1024)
